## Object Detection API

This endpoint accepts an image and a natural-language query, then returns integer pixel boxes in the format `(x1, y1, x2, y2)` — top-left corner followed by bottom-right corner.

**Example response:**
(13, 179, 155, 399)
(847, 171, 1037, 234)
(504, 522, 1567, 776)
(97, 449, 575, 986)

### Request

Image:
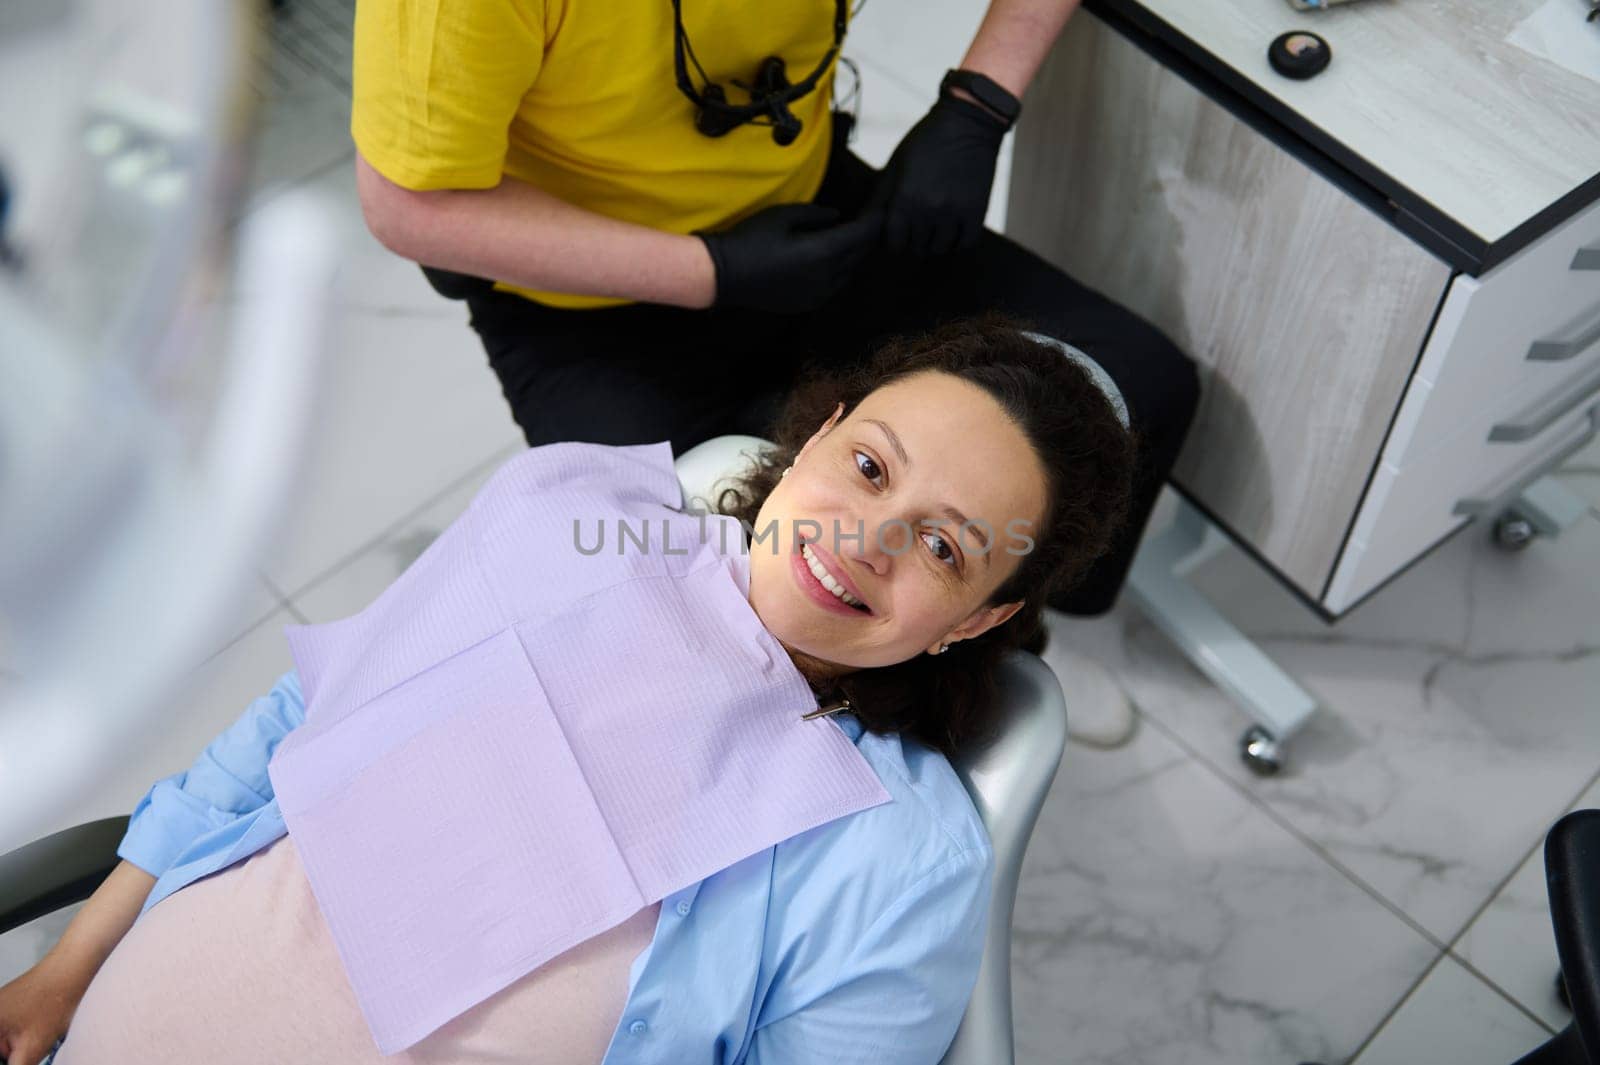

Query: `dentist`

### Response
(350, 0, 1199, 736)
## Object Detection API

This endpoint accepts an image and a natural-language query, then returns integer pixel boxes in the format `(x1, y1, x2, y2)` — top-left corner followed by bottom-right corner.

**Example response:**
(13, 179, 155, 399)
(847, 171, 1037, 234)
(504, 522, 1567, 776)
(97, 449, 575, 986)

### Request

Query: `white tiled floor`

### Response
(1454, 777, 1600, 1033)
(1353, 955, 1552, 1065)
(1558, 432, 1600, 519)
(1030, 507, 1599, 1064)
(4, 4, 1597, 1064)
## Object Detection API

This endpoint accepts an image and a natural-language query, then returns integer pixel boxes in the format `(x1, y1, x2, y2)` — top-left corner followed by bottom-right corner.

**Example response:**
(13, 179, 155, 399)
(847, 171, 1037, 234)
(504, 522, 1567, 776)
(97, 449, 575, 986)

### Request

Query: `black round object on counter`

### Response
(1268, 31, 1331, 79)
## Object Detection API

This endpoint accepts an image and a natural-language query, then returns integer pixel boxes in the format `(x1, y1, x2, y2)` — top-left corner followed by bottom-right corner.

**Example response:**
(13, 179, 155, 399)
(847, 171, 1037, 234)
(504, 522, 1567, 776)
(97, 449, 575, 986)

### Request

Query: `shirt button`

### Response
(629, 1020, 648, 1036)
(676, 900, 691, 917)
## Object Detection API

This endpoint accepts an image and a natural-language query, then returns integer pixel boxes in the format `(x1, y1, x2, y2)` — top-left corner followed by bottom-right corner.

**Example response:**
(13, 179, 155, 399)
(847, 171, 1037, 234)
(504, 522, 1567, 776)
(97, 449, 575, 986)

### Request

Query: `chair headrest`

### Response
(1020, 331, 1130, 429)
(674, 435, 777, 513)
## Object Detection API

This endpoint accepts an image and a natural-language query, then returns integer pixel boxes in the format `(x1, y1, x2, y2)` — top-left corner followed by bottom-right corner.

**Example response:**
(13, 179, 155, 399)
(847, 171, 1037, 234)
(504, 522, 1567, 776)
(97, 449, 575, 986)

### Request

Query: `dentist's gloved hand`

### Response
(698, 203, 882, 314)
(879, 91, 1010, 256)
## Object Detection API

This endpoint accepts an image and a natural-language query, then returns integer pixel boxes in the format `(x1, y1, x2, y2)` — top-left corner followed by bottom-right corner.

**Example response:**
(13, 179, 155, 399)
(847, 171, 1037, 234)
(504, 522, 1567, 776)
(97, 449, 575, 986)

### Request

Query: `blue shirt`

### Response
(114, 669, 994, 1064)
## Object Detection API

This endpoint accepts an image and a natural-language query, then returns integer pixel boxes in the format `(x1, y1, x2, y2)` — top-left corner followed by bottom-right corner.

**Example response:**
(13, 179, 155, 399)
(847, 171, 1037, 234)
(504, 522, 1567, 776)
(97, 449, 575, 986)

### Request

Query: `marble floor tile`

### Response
(2, 573, 283, 853)
(229, 159, 460, 320)
(256, 293, 519, 597)
(214, 576, 289, 661)
(0, 570, 277, 684)
(1452, 775, 1600, 1030)
(846, 0, 989, 104)
(289, 444, 520, 624)
(1010, 713, 1439, 1065)
(1556, 430, 1600, 516)
(1060, 510, 1600, 951)
(22, 610, 299, 851)
(236, 165, 521, 595)
(240, 83, 352, 218)
(228, 132, 522, 601)
(299, 170, 463, 319)
(1350, 955, 1552, 1065)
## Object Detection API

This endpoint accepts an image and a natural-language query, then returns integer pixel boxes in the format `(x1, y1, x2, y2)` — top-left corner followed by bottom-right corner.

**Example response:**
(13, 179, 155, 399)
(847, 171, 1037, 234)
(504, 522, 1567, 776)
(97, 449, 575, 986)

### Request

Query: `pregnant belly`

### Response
(55, 834, 660, 1065)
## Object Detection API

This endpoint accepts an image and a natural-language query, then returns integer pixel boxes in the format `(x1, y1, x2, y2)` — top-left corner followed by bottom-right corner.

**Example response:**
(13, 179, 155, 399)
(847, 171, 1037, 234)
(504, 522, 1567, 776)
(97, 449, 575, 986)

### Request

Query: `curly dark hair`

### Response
(712, 315, 1137, 759)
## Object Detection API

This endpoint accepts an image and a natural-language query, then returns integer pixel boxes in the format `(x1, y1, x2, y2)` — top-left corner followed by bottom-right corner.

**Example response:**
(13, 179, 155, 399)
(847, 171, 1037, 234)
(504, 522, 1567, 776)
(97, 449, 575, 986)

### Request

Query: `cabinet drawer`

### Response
(1387, 197, 1600, 469)
(1326, 389, 1600, 613)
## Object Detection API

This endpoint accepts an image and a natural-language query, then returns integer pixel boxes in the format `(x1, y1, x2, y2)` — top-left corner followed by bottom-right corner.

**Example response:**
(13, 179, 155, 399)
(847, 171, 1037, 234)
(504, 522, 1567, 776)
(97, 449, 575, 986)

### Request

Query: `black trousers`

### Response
(459, 141, 1199, 616)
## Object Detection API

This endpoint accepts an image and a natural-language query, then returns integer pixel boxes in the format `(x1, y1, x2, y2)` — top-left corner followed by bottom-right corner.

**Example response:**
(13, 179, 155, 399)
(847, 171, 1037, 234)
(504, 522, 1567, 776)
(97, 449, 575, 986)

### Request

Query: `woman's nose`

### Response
(835, 509, 911, 573)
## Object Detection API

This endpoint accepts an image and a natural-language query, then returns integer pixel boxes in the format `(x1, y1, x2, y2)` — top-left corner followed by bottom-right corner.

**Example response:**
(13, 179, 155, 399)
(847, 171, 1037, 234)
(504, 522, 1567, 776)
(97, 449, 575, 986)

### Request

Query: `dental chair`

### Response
(1510, 809, 1600, 1065)
(0, 435, 1070, 1065)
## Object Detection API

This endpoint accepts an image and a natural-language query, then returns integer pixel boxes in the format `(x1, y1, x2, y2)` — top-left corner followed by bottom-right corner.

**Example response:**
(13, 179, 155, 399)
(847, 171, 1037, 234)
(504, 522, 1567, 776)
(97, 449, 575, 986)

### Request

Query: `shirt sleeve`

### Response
(744, 845, 995, 1065)
(115, 670, 307, 879)
(351, 0, 548, 191)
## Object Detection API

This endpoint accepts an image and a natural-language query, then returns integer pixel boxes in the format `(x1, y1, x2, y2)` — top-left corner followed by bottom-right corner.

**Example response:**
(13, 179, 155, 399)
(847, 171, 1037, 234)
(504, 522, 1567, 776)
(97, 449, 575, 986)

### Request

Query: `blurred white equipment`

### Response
(0, 0, 340, 851)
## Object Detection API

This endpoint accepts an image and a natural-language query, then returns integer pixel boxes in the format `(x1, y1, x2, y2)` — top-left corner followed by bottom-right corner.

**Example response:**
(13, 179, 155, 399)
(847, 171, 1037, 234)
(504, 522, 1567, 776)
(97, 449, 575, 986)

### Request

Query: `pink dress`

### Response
(55, 834, 660, 1064)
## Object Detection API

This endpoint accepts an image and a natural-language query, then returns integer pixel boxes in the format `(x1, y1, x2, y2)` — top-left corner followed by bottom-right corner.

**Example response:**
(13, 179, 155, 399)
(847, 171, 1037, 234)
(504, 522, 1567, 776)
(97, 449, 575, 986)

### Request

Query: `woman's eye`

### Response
(921, 530, 959, 568)
(853, 451, 960, 571)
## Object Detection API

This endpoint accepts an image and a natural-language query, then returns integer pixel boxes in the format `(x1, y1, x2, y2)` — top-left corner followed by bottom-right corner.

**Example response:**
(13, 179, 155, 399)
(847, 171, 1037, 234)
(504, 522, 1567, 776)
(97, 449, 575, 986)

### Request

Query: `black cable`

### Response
(671, 0, 846, 138)
(833, 55, 862, 134)
(677, 6, 715, 88)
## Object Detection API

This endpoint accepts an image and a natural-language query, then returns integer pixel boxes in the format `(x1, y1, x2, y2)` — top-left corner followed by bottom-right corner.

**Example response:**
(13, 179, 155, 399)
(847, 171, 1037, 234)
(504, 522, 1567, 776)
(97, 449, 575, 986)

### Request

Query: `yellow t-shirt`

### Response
(352, 0, 843, 309)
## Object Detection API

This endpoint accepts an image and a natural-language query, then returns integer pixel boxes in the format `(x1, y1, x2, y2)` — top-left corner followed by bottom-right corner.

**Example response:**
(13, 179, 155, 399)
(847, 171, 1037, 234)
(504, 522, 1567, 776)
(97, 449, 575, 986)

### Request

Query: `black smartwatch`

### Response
(940, 68, 1022, 130)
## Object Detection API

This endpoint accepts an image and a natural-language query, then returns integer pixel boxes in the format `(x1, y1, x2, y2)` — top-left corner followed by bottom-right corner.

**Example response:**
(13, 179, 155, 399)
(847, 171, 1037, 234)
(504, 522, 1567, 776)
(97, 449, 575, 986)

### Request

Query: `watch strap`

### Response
(940, 68, 1021, 129)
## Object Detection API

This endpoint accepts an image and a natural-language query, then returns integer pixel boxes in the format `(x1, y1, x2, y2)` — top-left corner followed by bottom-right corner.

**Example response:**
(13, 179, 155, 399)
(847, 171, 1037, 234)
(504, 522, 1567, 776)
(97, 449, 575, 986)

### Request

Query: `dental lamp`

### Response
(0, 0, 339, 851)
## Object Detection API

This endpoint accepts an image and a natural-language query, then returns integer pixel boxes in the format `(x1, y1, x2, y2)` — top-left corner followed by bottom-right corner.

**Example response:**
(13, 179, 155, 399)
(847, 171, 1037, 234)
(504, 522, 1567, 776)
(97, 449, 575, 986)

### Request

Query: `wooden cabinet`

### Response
(1008, 6, 1600, 617)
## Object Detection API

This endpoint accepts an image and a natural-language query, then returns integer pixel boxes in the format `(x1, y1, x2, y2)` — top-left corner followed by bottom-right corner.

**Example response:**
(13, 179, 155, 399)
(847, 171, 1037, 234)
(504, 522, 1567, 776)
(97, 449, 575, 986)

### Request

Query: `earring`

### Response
(781, 466, 791, 479)
(932, 642, 948, 656)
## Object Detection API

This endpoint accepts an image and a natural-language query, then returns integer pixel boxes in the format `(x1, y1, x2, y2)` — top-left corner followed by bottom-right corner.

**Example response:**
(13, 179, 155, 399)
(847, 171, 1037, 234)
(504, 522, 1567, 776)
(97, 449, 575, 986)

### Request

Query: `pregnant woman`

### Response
(0, 317, 1135, 1065)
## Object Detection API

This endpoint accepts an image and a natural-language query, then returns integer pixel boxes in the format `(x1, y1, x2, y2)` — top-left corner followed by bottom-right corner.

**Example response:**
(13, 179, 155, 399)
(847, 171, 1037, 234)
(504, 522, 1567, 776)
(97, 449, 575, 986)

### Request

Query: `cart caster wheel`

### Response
(1240, 726, 1284, 776)
(1493, 514, 1536, 552)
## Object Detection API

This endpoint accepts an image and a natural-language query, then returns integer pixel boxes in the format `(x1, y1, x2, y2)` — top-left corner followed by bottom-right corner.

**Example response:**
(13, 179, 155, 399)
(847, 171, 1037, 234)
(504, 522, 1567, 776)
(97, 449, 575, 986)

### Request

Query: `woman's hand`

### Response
(0, 859, 158, 1064)
(0, 954, 90, 1065)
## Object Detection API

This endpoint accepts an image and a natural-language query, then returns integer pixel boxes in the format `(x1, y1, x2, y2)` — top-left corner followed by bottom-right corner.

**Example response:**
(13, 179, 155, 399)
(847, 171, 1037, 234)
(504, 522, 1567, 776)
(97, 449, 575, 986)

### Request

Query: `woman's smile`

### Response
(790, 538, 875, 617)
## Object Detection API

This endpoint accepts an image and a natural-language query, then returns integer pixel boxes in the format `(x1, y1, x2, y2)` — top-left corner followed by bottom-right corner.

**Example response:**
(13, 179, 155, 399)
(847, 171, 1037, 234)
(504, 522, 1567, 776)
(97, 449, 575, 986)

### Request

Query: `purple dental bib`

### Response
(266, 441, 891, 1054)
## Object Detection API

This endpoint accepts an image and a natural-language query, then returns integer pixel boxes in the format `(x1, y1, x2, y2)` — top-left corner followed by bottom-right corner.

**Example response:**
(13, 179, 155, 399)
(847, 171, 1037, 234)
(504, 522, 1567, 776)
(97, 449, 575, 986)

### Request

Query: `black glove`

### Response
(698, 203, 882, 314)
(879, 93, 1008, 256)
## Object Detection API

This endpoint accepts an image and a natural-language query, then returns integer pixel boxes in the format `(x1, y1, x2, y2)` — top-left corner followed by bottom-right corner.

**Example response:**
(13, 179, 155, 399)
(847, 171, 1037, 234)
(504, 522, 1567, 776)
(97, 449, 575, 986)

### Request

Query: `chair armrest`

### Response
(1546, 809, 1600, 1060)
(0, 817, 128, 936)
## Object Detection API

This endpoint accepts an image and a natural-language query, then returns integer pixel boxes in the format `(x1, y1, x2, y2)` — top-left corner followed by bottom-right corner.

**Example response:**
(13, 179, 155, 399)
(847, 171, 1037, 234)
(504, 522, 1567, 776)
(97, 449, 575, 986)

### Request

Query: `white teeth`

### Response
(801, 543, 866, 609)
